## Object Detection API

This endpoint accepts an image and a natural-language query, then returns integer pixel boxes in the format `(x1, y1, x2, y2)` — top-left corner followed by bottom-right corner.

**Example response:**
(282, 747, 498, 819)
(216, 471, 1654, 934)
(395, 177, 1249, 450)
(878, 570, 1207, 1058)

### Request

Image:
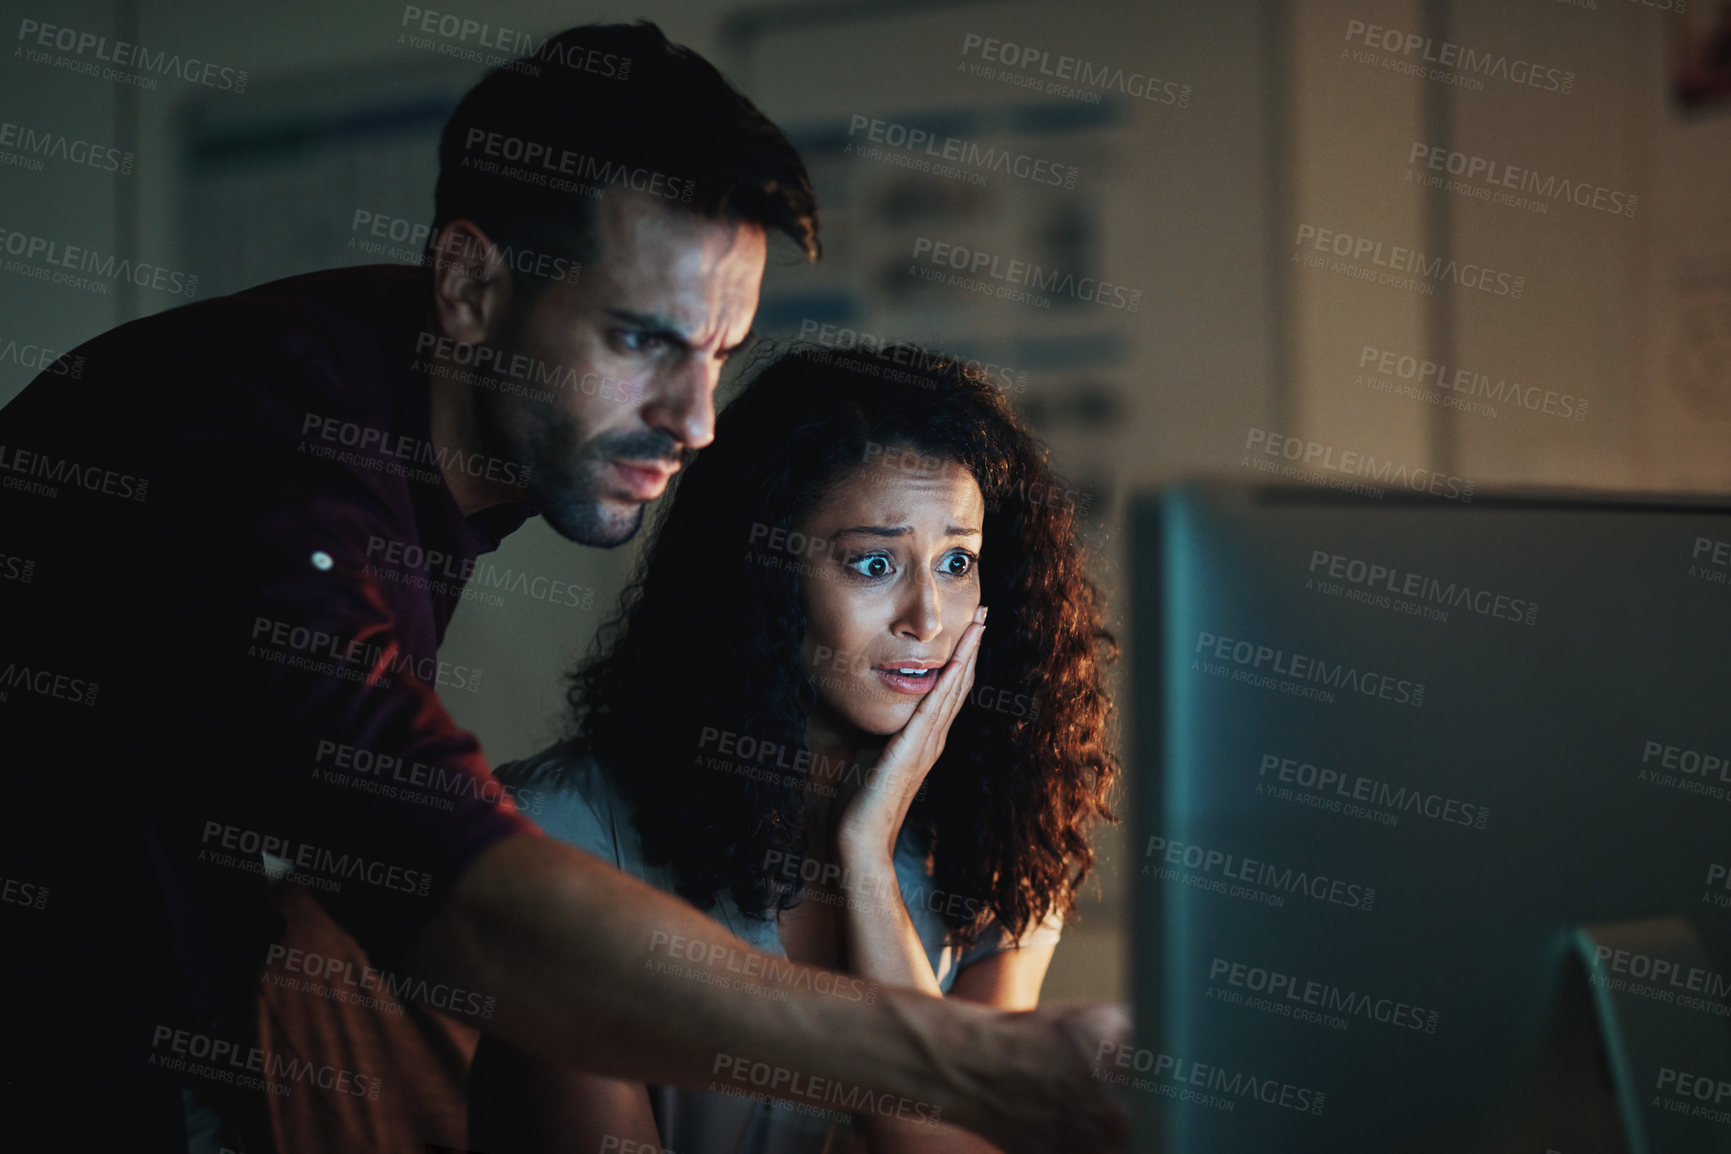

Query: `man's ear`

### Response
(429, 219, 514, 345)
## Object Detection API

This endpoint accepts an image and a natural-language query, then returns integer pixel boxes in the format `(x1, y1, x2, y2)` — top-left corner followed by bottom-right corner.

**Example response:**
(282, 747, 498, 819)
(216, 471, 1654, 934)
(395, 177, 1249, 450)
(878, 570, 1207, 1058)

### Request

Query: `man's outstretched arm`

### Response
(403, 833, 1129, 1154)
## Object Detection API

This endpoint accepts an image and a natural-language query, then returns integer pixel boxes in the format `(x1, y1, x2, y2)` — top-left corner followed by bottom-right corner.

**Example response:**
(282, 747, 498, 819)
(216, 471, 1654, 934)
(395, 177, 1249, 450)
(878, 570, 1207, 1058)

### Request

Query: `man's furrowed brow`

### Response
(606, 311, 756, 357)
(605, 309, 692, 349)
(720, 329, 759, 358)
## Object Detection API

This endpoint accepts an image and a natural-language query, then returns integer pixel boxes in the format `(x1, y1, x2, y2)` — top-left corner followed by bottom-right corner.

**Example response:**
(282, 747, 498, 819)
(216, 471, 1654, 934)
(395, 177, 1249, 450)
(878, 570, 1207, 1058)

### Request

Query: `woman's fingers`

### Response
(937, 609, 986, 698)
(960, 611, 983, 692)
(940, 609, 987, 721)
(841, 608, 991, 854)
(905, 613, 982, 734)
(896, 610, 985, 772)
(935, 628, 979, 736)
(884, 605, 990, 773)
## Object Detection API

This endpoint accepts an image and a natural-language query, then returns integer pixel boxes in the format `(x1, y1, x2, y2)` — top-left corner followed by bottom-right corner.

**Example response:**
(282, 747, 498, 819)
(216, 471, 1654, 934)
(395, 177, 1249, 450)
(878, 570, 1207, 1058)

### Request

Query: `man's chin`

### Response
(540, 495, 646, 548)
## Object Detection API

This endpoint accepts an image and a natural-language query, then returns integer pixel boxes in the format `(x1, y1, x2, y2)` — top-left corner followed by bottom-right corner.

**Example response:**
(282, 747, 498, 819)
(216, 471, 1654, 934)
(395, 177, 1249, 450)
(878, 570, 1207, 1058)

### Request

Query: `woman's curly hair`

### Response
(536, 342, 1118, 947)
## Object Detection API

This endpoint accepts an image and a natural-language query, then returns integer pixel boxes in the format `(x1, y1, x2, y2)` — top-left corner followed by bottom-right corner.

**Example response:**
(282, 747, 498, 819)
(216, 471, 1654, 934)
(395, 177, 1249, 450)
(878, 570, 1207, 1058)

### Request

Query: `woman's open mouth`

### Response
(873, 661, 945, 695)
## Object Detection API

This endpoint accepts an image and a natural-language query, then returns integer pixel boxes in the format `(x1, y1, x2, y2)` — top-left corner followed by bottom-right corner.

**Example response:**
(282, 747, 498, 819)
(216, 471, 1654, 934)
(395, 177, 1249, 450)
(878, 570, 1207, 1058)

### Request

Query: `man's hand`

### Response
(403, 834, 1131, 1152)
(955, 1003, 1133, 1154)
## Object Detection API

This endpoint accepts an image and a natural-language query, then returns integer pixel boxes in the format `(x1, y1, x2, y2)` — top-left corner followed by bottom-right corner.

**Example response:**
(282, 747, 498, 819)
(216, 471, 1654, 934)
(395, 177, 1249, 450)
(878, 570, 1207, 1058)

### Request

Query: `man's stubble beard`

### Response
(469, 367, 648, 549)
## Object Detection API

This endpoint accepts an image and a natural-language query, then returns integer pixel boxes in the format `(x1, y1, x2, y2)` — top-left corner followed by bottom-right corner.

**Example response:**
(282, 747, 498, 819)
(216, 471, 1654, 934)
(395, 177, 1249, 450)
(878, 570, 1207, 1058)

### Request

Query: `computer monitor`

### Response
(1128, 481, 1731, 1154)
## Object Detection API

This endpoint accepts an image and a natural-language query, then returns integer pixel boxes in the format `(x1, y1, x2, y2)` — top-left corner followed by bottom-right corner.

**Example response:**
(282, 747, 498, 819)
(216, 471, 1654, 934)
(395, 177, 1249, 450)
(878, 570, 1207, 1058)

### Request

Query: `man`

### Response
(0, 21, 1126, 1154)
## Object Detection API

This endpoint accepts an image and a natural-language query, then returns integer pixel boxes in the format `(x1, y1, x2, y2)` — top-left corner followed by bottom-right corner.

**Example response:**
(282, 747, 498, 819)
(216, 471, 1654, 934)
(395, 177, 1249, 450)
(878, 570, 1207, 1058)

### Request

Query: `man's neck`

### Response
(424, 338, 530, 519)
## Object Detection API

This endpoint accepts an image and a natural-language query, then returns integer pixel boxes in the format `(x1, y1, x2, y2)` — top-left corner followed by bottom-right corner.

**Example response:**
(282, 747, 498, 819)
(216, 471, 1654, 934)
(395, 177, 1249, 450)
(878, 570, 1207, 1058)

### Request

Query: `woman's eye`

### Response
(845, 553, 893, 579)
(941, 552, 976, 577)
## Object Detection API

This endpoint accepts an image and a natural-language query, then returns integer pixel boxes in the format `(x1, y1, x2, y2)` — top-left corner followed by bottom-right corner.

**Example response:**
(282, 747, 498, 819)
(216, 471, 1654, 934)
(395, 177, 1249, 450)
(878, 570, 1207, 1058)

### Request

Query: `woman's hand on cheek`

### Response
(836, 605, 986, 870)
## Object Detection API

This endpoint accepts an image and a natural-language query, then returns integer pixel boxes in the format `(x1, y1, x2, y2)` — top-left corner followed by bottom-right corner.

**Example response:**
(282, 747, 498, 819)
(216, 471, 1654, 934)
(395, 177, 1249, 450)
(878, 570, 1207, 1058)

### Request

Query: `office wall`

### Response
(2, 0, 1724, 1008)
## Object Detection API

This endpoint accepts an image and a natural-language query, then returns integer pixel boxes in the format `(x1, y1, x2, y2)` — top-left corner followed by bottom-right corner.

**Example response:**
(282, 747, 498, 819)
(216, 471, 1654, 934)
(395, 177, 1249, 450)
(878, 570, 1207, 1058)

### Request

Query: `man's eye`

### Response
(617, 330, 664, 354)
(846, 554, 893, 579)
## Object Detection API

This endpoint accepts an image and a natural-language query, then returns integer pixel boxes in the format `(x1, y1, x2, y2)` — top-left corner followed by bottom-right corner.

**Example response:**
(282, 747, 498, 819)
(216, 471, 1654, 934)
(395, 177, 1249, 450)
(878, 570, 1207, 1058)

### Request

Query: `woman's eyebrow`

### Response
(832, 525, 907, 539)
(830, 524, 981, 538)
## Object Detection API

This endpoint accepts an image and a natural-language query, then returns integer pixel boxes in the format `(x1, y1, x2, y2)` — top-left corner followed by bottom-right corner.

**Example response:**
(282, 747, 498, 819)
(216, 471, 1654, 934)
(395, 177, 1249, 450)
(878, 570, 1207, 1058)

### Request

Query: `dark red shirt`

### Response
(0, 265, 539, 1149)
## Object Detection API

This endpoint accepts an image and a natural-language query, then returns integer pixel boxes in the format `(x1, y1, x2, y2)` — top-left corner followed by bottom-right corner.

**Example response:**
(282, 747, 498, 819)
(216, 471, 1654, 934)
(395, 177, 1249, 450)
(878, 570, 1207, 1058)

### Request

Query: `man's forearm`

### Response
(401, 834, 1125, 1152)
(407, 835, 977, 1101)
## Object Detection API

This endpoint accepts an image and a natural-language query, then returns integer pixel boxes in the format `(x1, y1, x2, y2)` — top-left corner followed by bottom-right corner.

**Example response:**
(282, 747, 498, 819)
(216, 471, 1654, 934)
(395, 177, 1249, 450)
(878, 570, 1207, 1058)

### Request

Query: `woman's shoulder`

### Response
(499, 742, 766, 943)
(497, 737, 602, 788)
(890, 828, 1065, 982)
(494, 741, 636, 867)
(958, 906, 1066, 961)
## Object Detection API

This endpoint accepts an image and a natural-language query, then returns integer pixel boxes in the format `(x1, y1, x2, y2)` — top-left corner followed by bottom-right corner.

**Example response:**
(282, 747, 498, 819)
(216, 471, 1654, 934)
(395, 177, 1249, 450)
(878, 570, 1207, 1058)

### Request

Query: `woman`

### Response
(471, 342, 1119, 1152)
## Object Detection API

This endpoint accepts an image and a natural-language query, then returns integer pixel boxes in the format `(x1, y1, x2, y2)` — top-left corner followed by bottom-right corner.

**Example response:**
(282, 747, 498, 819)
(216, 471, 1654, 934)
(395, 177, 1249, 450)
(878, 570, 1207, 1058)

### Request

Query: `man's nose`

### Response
(645, 355, 717, 452)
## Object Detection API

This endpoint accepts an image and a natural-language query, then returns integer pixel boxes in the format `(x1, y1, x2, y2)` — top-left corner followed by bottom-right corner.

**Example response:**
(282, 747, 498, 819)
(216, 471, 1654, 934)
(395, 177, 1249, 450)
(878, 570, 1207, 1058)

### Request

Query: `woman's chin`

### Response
(863, 701, 922, 736)
(812, 687, 925, 742)
(830, 699, 917, 739)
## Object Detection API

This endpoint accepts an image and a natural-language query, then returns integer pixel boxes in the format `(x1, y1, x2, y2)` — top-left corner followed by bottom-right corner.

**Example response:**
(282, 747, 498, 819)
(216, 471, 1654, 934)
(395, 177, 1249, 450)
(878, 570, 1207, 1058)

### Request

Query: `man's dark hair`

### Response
(430, 21, 818, 278)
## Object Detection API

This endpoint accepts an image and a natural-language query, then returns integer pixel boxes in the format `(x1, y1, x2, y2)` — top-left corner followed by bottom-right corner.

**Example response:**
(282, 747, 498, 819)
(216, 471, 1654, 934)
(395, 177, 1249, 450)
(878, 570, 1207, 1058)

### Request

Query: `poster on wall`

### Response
(1671, 1, 1731, 111)
(1641, 2, 1731, 487)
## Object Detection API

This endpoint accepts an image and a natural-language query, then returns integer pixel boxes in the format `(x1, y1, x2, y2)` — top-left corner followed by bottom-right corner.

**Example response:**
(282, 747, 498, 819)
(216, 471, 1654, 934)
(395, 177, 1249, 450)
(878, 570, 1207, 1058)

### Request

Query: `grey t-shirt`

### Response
(502, 743, 1063, 1154)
